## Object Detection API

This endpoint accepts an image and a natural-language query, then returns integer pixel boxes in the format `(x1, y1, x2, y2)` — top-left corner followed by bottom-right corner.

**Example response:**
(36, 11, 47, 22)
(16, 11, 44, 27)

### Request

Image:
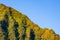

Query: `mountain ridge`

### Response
(0, 4, 60, 40)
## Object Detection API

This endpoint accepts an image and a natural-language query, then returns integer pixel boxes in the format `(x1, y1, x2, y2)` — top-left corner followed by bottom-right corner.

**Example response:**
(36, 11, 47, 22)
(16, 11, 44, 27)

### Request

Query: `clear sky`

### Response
(0, 0, 60, 35)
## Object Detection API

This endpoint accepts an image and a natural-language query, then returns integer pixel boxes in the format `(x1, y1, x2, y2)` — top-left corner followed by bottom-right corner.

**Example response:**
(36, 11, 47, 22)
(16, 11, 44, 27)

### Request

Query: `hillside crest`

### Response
(0, 4, 60, 40)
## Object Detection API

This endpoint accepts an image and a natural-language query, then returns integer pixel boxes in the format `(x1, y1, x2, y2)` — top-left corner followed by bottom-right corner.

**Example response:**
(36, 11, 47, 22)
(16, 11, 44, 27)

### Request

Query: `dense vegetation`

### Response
(0, 4, 60, 40)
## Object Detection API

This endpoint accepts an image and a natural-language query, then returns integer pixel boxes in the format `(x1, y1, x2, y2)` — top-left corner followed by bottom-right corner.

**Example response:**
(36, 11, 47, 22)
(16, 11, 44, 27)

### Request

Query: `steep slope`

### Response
(0, 4, 60, 40)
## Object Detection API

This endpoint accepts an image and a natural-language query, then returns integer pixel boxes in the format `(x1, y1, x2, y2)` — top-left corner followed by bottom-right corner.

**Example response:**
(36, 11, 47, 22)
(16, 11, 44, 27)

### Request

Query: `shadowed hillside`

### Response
(0, 4, 60, 40)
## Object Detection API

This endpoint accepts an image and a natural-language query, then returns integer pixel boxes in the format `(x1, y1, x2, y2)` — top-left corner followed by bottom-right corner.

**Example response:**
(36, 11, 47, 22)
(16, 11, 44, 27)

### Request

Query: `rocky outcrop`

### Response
(0, 4, 60, 40)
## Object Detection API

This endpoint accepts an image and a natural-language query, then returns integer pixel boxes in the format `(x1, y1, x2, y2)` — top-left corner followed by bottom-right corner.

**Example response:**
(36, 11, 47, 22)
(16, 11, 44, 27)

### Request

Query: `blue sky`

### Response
(0, 0, 60, 35)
